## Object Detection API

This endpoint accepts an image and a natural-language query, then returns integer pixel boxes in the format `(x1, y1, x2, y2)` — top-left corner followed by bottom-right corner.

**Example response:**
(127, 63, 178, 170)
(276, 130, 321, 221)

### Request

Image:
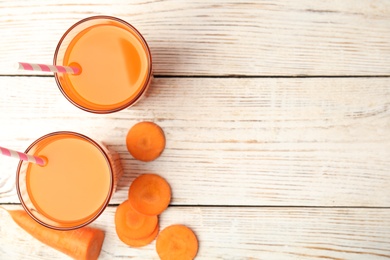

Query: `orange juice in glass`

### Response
(54, 16, 152, 113)
(16, 132, 122, 230)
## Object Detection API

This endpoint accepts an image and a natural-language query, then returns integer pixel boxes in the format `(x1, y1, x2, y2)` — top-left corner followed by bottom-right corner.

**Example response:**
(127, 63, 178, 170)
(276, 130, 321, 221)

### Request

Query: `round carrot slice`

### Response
(116, 223, 159, 248)
(128, 174, 171, 216)
(156, 225, 199, 260)
(126, 121, 166, 162)
(115, 200, 158, 240)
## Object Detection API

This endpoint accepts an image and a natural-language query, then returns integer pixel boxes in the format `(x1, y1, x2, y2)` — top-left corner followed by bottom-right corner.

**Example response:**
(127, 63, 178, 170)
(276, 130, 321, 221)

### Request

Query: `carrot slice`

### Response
(115, 200, 158, 240)
(126, 121, 166, 162)
(128, 174, 171, 216)
(116, 224, 159, 248)
(156, 224, 199, 260)
(6, 209, 105, 260)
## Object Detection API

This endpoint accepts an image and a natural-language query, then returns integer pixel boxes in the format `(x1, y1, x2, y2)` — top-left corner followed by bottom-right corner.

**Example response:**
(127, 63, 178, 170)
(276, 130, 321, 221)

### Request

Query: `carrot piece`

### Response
(128, 173, 171, 216)
(156, 224, 199, 260)
(126, 121, 166, 162)
(115, 200, 158, 240)
(6, 209, 105, 260)
(116, 223, 159, 248)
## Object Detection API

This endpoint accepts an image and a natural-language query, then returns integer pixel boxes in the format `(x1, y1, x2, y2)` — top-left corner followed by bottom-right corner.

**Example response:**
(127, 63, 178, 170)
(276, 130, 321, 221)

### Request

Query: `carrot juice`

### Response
(16, 132, 121, 230)
(54, 16, 152, 113)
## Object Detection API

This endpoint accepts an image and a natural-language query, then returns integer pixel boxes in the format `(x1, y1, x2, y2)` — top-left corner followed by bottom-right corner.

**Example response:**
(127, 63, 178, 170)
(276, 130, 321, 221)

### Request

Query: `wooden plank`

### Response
(1, 76, 389, 206)
(0, 0, 389, 76)
(0, 205, 390, 259)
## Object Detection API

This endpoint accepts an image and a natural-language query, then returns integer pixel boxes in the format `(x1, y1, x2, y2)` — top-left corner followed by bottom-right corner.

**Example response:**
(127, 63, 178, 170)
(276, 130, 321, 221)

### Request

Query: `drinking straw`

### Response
(16, 62, 80, 74)
(0, 146, 46, 166)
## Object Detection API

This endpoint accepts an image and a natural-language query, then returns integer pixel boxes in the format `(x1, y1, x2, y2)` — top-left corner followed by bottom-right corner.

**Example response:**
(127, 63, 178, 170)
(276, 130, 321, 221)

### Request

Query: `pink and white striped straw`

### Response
(17, 62, 80, 74)
(0, 146, 46, 166)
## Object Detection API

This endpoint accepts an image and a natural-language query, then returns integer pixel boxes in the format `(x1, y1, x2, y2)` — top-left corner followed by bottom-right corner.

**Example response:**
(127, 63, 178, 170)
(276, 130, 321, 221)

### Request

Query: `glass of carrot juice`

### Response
(16, 132, 122, 230)
(54, 16, 152, 113)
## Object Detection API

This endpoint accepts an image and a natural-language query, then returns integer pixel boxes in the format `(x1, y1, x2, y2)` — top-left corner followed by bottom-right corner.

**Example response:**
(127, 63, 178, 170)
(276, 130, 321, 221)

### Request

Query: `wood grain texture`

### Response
(0, 0, 390, 76)
(0, 205, 390, 259)
(1, 76, 389, 206)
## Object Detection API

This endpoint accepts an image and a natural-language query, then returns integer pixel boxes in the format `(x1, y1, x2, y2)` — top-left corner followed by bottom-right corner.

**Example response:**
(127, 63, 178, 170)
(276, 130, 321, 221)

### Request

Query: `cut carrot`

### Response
(116, 224, 159, 248)
(115, 200, 158, 240)
(128, 174, 171, 216)
(156, 224, 199, 260)
(6, 209, 105, 260)
(126, 121, 166, 162)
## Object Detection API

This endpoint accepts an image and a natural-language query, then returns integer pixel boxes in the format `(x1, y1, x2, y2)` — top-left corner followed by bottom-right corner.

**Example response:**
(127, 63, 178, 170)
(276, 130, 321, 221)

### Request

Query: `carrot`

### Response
(126, 121, 166, 162)
(6, 209, 105, 260)
(116, 224, 159, 248)
(115, 200, 158, 240)
(156, 224, 199, 260)
(128, 173, 171, 216)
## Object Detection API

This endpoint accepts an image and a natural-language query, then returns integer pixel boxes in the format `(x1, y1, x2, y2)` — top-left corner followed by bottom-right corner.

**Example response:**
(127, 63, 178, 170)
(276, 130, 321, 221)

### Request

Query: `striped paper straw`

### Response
(0, 146, 46, 166)
(17, 62, 80, 74)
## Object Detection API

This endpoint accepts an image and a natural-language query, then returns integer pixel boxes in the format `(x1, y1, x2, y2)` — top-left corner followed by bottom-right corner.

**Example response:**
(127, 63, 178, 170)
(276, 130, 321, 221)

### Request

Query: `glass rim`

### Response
(53, 15, 153, 114)
(16, 131, 115, 230)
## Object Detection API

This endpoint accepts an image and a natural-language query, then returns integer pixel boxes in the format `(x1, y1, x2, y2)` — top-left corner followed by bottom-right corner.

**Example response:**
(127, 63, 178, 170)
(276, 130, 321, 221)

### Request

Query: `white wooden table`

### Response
(1, 1, 390, 259)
